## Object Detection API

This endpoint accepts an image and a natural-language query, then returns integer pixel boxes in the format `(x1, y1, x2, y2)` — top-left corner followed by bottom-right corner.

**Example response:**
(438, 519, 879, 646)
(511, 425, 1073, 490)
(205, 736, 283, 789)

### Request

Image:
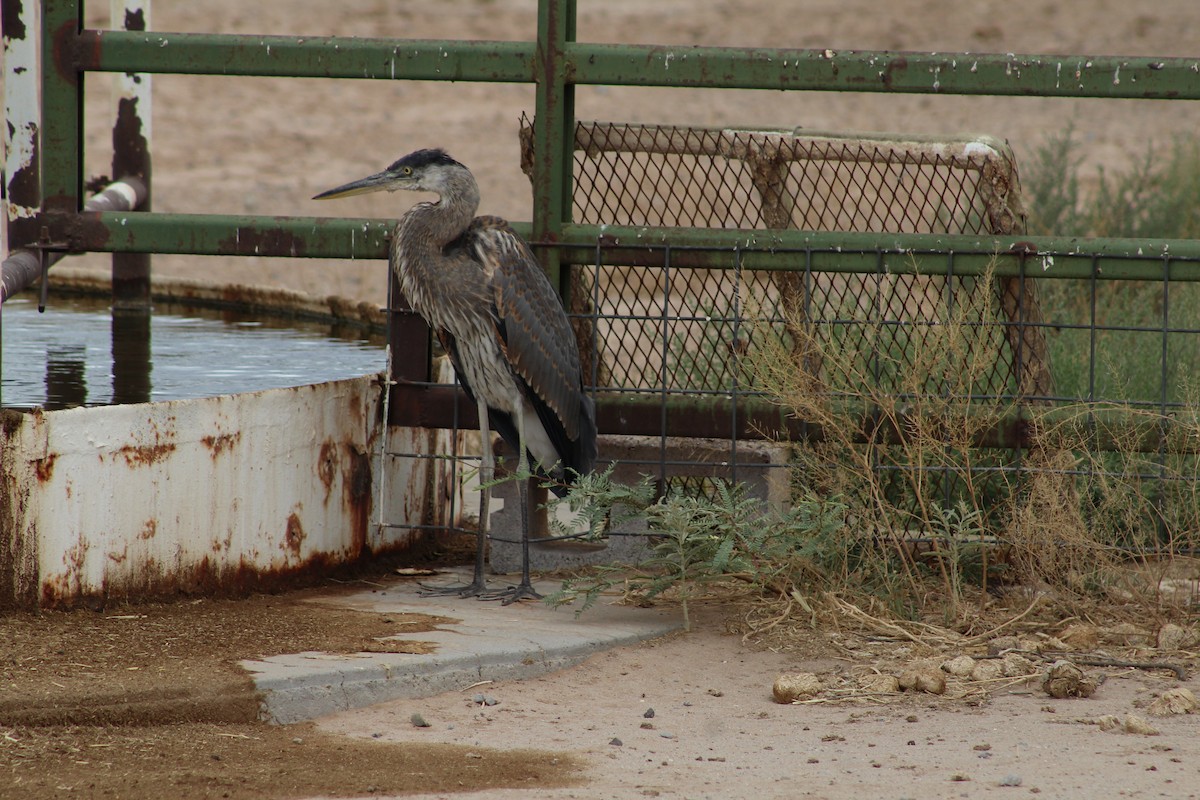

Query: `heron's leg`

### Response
(421, 397, 491, 598)
(484, 400, 543, 604)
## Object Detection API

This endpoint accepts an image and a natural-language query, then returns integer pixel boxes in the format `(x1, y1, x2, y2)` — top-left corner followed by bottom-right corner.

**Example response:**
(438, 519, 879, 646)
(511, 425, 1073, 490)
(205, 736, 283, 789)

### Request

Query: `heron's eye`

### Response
(401, 167, 412, 176)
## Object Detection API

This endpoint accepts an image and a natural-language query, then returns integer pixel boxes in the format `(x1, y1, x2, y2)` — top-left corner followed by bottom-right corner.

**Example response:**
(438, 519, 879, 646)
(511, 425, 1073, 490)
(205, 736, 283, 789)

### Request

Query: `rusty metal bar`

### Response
(1, 178, 147, 304)
(75, 30, 537, 82)
(2, 0, 42, 405)
(3, 0, 42, 255)
(109, 0, 152, 312)
(40, 0, 84, 216)
(70, 29, 1200, 101)
(388, 384, 1195, 456)
(64, 212, 1200, 279)
(529, 0, 575, 293)
(567, 45, 1200, 99)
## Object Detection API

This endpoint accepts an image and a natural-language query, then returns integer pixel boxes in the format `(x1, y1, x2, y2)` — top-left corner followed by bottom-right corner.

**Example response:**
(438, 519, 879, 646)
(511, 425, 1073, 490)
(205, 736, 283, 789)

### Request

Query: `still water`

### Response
(2, 296, 386, 409)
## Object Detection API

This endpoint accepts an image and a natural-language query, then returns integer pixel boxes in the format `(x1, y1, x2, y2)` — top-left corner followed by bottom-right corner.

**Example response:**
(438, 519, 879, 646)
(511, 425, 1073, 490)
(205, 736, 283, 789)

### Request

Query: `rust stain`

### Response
(112, 96, 150, 183)
(138, 519, 157, 540)
(284, 512, 306, 557)
(2, 1, 28, 40)
(343, 445, 373, 557)
(115, 442, 177, 467)
(881, 55, 908, 89)
(0, 410, 41, 612)
(317, 439, 338, 499)
(51, 19, 82, 87)
(201, 431, 241, 458)
(122, 6, 146, 32)
(34, 453, 57, 483)
(31, 534, 426, 611)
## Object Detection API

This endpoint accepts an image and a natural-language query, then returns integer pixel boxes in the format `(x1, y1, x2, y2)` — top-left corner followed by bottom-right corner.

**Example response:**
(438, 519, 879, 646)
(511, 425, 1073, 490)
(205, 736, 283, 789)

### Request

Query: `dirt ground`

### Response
(2, 569, 1197, 800)
(6, 1, 1200, 798)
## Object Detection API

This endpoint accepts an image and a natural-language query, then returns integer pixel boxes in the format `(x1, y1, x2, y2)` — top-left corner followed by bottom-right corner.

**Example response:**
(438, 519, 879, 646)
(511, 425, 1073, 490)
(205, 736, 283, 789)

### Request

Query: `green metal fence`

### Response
(7, 0, 1200, 544)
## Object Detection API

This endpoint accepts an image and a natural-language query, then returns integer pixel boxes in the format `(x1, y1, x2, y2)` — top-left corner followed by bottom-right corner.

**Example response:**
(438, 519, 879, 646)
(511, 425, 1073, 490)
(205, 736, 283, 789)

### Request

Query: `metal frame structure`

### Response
(5, 0, 1200, 539)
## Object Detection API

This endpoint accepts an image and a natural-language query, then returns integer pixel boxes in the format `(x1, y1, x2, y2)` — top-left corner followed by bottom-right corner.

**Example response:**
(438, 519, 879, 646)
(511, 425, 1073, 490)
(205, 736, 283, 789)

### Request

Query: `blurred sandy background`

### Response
(20, 0, 1200, 305)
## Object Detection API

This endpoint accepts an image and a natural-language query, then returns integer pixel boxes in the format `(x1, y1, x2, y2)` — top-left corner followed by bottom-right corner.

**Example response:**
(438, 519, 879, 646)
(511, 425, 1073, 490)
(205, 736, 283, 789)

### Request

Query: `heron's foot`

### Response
(480, 581, 543, 605)
(419, 579, 489, 599)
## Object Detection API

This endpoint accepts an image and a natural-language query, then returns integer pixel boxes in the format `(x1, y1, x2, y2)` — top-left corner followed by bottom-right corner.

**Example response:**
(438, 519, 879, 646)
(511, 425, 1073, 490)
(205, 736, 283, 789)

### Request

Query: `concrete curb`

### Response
(242, 571, 682, 724)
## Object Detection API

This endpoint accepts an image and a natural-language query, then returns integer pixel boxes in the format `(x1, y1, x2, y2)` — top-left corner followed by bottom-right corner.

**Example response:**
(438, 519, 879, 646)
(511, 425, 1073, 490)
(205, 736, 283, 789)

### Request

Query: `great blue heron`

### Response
(314, 148, 597, 603)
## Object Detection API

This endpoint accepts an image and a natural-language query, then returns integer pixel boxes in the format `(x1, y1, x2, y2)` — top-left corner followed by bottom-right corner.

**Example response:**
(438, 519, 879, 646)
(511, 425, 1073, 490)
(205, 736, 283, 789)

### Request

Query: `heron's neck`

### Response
(400, 180, 479, 250)
(392, 178, 480, 313)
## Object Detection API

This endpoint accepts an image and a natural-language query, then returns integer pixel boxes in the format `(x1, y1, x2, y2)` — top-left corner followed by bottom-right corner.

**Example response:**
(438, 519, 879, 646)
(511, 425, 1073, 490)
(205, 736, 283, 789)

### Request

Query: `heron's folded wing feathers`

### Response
(469, 217, 582, 443)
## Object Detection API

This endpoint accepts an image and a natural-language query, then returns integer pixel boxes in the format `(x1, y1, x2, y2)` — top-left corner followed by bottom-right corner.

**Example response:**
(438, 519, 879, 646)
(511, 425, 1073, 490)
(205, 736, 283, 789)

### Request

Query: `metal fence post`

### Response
(110, 0, 152, 312)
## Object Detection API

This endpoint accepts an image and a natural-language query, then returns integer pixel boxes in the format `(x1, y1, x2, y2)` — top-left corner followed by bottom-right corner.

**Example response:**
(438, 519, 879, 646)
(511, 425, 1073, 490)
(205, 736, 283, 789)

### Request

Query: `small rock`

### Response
(1102, 622, 1153, 647)
(773, 673, 823, 703)
(465, 752, 483, 759)
(1148, 687, 1199, 717)
(640, 722, 654, 730)
(292, 737, 304, 745)
(1122, 714, 1159, 735)
(858, 673, 900, 693)
(1057, 623, 1099, 650)
(987, 635, 1022, 656)
(969, 659, 1005, 682)
(659, 731, 675, 739)
(999, 774, 1023, 787)
(898, 669, 946, 695)
(942, 655, 977, 677)
(410, 713, 431, 728)
(1001, 653, 1038, 678)
(644, 708, 656, 718)
(1157, 623, 1197, 651)
(1041, 661, 1099, 699)
(707, 688, 724, 697)
(609, 738, 623, 747)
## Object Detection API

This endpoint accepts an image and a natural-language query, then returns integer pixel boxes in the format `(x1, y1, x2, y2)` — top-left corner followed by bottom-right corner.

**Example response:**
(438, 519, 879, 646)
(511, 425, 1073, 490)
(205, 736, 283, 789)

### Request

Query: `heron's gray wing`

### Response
(468, 216, 582, 442)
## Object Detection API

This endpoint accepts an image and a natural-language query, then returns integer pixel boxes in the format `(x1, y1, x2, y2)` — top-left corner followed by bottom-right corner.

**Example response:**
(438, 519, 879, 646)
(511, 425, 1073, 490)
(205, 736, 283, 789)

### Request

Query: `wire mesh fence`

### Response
(384, 120, 1200, 558)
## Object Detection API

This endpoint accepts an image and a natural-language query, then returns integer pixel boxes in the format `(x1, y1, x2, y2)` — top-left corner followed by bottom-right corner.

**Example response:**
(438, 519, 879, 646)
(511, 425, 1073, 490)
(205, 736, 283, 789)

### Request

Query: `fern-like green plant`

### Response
(544, 478, 847, 630)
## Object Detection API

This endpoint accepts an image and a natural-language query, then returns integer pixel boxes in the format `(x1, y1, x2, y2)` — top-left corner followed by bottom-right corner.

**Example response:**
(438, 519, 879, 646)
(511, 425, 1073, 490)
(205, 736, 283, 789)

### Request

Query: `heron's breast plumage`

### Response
(392, 224, 524, 418)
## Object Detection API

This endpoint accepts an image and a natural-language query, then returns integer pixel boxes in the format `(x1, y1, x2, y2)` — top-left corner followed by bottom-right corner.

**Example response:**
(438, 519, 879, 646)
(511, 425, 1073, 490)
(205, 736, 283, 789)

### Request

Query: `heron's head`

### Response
(312, 148, 464, 201)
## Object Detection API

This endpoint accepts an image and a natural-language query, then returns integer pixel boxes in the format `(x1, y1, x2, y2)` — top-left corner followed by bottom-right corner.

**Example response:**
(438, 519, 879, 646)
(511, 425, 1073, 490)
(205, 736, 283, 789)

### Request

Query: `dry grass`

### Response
(742, 260, 1200, 637)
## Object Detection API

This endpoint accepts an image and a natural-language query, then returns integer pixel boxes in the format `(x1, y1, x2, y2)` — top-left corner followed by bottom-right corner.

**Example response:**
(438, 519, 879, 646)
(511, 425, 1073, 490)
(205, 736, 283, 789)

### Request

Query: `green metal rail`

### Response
(29, 0, 1200, 285)
(77, 213, 1200, 279)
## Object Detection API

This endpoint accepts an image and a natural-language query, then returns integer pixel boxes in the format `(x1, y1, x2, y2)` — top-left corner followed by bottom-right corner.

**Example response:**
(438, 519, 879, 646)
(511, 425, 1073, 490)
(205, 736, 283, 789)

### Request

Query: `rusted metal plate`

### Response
(0, 374, 425, 610)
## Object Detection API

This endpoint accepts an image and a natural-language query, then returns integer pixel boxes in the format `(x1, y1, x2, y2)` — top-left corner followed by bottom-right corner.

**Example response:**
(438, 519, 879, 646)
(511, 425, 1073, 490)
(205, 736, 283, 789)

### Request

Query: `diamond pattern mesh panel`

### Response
(522, 120, 1042, 402)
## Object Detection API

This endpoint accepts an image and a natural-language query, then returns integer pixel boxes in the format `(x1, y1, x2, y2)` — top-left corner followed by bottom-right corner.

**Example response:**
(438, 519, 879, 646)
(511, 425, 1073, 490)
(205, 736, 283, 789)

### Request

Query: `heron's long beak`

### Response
(312, 170, 395, 201)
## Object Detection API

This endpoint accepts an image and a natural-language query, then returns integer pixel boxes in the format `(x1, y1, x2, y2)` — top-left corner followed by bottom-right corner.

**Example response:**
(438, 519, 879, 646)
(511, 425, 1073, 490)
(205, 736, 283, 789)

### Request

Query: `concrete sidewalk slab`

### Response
(242, 570, 682, 724)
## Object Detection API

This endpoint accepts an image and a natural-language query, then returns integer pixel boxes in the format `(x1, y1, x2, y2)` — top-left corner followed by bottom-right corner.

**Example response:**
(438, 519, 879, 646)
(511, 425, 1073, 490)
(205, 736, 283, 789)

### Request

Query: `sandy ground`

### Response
(6, 2, 1200, 798)
(318, 608, 1200, 800)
